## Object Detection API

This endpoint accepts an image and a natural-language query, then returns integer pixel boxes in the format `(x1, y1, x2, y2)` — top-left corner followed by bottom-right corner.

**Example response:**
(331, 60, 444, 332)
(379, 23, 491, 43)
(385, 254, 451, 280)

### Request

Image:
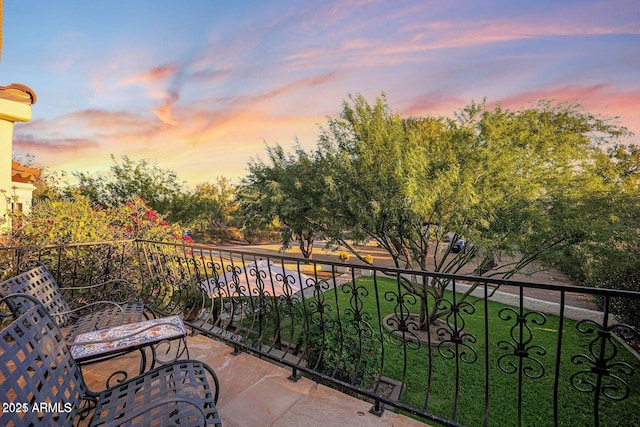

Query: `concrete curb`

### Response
(454, 282, 616, 324)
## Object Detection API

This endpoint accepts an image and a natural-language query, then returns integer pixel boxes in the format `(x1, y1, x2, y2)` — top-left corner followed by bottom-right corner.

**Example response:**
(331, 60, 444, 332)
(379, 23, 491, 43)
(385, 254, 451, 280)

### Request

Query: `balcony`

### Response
(1, 240, 639, 426)
(78, 333, 426, 426)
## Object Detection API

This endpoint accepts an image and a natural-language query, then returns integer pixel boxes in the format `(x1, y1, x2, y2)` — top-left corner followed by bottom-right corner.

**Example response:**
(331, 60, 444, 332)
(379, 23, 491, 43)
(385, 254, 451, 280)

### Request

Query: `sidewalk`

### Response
(222, 241, 598, 311)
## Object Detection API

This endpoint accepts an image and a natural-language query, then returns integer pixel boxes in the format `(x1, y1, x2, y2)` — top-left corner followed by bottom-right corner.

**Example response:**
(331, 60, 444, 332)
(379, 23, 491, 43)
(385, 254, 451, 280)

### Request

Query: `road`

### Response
(219, 240, 598, 311)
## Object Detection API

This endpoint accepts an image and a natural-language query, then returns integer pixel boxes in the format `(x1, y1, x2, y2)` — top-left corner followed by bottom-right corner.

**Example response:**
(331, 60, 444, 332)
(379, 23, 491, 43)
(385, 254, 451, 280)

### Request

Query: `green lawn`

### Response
(257, 276, 640, 426)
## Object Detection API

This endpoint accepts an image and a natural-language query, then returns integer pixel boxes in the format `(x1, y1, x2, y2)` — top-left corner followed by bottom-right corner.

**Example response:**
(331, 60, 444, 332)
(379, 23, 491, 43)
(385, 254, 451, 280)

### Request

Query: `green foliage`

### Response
(252, 93, 633, 325)
(18, 153, 246, 245)
(593, 260, 640, 329)
(544, 144, 640, 324)
(237, 144, 328, 258)
(177, 177, 240, 243)
(72, 157, 243, 241)
(74, 155, 185, 221)
(318, 95, 630, 273)
(32, 169, 68, 203)
(303, 315, 380, 388)
(108, 196, 185, 241)
(13, 194, 184, 245)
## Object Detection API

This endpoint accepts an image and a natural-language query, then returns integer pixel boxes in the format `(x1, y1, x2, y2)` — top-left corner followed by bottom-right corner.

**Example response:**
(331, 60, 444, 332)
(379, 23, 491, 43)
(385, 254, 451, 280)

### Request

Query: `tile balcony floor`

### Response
(79, 333, 429, 427)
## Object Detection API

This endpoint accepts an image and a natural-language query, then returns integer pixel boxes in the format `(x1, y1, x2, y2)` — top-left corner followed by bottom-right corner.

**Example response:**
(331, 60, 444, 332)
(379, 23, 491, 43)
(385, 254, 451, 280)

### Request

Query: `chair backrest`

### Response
(0, 296, 87, 426)
(0, 265, 73, 326)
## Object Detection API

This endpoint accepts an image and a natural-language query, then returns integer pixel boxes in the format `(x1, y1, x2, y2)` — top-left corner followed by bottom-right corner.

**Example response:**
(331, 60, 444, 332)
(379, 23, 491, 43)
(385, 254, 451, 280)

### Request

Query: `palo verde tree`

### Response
(182, 178, 240, 242)
(547, 143, 640, 328)
(313, 94, 631, 327)
(74, 155, 185, 221)
(237, 144, 328, 258)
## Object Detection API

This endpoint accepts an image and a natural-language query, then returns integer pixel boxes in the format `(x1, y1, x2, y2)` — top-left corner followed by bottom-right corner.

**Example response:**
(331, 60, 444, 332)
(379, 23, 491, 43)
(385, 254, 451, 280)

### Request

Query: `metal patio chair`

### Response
(0, 261, 152, 342)
(0, 294, 221, 426)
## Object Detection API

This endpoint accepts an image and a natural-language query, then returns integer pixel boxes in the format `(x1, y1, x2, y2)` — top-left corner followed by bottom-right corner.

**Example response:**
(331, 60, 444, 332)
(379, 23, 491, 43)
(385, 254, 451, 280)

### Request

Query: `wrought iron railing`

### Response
(1, 240, 639, 426)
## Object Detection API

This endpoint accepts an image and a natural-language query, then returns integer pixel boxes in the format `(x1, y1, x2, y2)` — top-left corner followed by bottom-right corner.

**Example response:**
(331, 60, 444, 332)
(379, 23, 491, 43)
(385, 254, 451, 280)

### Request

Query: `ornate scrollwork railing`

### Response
(2, 240, 639, 427)
(571, 316, 637, 404)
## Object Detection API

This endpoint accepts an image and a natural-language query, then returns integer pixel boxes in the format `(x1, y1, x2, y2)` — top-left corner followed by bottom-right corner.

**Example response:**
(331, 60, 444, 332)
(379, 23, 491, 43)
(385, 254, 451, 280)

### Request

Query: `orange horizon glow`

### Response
(2, 1, 638, 185)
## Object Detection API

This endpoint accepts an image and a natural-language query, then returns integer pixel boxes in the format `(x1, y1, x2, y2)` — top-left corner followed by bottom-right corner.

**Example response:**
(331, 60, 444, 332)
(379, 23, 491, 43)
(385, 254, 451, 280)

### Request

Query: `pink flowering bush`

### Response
(109, 196, 183, 241)
(14, 194, 186, 245)
(14, 193, 111, 244)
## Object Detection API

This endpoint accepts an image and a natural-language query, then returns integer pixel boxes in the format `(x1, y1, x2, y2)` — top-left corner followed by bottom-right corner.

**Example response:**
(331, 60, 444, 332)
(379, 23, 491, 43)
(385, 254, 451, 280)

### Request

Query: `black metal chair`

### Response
(0, 294, 221, 426)
(0, 262, 151, 342)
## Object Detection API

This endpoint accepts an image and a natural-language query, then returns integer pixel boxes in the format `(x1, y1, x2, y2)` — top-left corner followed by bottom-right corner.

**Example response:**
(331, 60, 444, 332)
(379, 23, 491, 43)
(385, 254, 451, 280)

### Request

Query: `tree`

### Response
(179, 177, 240, 242)
(237, 144, 327, 258)
(254, 94, 631, 327)
(545, 144, 640, 329)
(74, 155, 185, 221)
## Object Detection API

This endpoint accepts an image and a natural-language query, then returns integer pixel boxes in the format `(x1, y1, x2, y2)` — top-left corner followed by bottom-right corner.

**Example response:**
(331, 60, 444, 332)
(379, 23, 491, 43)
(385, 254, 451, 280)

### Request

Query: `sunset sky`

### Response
(3, 0, 639, 186)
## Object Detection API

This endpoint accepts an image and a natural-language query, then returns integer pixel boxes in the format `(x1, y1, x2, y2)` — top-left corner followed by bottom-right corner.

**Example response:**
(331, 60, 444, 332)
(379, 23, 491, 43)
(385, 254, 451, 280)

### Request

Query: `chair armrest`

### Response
(60, 279, 147, 313)
(92, 359, 221, 404)
(94, 396, 215, 427)
(155, 359, 221, 404)
(56, 299, 131, 317)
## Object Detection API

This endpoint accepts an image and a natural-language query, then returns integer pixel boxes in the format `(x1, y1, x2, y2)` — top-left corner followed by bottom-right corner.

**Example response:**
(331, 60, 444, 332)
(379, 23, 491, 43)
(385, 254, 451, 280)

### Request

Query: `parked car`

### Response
(451, 239, 465, 253)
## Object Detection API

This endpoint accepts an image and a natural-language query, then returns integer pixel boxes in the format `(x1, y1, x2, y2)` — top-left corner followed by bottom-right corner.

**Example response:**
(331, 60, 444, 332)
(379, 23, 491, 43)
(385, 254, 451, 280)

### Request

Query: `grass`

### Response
(264, 276, 640, 426)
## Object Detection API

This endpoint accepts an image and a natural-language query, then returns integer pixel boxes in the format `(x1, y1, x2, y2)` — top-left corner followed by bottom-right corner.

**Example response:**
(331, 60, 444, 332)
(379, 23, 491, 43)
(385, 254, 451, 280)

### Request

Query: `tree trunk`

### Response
(299, 231, 314, 259)
(418, 297, 428, 329)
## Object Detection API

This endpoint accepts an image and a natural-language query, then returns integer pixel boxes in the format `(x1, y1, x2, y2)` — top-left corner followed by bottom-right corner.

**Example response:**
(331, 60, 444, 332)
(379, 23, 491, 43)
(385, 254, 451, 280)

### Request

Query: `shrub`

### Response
(303, 315, 380, 388)
(110, 196, 183, 241)
(591, 260, 640, 330)
(338, 251, 350, 262)
(14, 194, 184, 245)
(14, 193, 112, 244)
(362, 254, 374, 264)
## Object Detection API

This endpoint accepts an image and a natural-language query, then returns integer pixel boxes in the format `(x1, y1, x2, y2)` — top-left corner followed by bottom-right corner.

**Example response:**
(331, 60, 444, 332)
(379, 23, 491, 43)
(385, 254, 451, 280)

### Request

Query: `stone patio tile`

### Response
(273, 382, 401, 427)
(188, 335, 315, 409)
(78, 333, 430, 426)
(79, 349, 144, 392)
(183, 335, 431, 426)
(215, 365, 317, 426)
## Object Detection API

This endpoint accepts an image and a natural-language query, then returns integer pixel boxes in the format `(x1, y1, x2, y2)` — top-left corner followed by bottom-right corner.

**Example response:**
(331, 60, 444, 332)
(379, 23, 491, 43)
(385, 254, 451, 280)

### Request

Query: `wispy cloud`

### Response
(6, 0, 638, 184)
(497, 84, 640, 137)
(14, 134, 100, 156)
(119, 63, 179, 86)
(402, 83, 640, 140)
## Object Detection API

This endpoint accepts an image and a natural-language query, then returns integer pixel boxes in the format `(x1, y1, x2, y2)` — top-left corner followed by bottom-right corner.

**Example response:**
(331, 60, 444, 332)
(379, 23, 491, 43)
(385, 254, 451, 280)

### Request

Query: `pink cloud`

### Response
(154, 91, 180, 126)
(382, 11, 640, 58)
(402, 84, 640, 145)
(402, 91, 468, 117)
(119, 63, 178, 87)
(495, 84, 640, 118)
(146, 71, 340, 142)
(67, 109, 152, 131)
(13, 134, 100, 155)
